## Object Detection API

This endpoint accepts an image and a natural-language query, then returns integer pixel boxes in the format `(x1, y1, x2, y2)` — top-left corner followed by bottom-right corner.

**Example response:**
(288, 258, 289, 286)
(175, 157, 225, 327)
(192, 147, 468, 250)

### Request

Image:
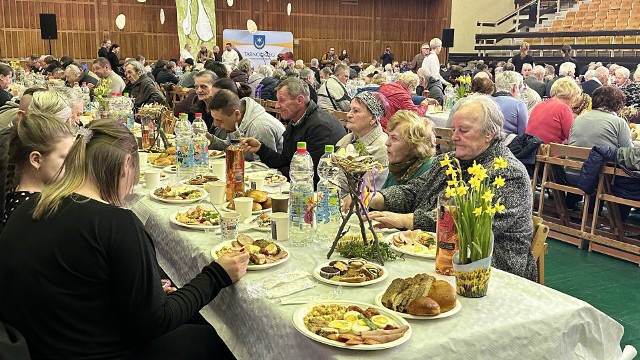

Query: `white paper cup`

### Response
(144, 169, 161, 189)
(233, 197, 254, 221)
(211, 159, 226, 180)
(248, 175, 265, 191)
(206, 181, 226, 205)
(138, 152, 149, 168)
(220, 212, 240, 241)
(271, 212, 289, 241)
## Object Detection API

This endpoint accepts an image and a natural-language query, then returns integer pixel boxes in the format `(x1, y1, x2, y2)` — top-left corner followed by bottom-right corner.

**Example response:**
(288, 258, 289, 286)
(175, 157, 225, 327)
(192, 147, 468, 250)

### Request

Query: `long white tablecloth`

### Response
(130, 181, 623, 360)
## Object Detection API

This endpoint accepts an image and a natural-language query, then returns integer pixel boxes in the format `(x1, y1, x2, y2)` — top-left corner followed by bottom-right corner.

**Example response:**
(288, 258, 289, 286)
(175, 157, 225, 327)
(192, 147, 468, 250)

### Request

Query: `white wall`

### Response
(450, 0, 517, 53)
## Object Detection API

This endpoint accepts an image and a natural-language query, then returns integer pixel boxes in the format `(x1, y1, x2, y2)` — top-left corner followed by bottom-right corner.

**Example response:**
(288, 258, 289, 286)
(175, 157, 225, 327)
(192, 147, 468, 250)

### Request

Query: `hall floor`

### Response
(545, 238, 640, 349)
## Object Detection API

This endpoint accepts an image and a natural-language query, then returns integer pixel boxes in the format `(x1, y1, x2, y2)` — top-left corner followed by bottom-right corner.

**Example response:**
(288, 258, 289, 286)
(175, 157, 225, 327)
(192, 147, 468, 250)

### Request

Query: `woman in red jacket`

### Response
(378, 71, 432, 130)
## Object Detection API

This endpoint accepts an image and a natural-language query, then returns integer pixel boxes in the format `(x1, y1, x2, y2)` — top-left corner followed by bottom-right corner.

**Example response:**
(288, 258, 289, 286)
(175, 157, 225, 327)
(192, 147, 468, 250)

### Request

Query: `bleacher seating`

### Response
(527, 0, 640, 45)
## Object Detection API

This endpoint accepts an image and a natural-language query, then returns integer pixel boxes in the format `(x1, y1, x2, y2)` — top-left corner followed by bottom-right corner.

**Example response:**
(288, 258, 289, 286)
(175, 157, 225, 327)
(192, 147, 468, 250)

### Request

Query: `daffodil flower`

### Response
(445, 186, 455, 198)
(440, 155, 452, 168)
(493, 156, 508, 170)
(467, 161, 483, 176)
(492, 176, 505, 188)
(481, 190, 494, 202)
(456, 185, 469, 196)
(495, 203, 506, 213)
(447, 180, 457, 187)
(485, 207, 497, 216)
(473, 207, 483, 217)
(445, 166, 457, 178)
(469, 176, 481, 190)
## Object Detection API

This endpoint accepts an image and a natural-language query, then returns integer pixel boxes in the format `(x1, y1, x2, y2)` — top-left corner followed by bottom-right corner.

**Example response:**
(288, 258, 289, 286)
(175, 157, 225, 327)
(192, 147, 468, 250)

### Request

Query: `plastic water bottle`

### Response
(122, 92, 135, 130)
(192, 112, 209, 175)
(444, 86, 455, 110)
(175, 113, 195, 180)
(80, 82, 91, 112)
(289, 142, 316, 246)
(316, 145, 341, 241)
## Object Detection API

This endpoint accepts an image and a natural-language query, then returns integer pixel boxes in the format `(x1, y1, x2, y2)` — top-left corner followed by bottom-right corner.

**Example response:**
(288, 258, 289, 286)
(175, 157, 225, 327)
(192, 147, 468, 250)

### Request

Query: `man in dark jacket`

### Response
(64, 64, 99, 87)
(240, 78, 346, 185)
(123, 61, 165, 109)
(155, 61, 179, 85)
(380, 46, 394, 67)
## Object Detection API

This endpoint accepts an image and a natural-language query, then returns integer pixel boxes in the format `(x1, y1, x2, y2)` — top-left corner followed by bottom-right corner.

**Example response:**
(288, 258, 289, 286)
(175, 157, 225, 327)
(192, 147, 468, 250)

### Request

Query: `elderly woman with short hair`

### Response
(378, 71, 430, 130)
(382, 110, 436, 188)
(621, 67, 640, 109)
(493, 71, 529, 135)
(123, 60, 165, 109)
(525, 77, 582, 144)
(614, 66, 631, 88)
(366, 94, 537, 281)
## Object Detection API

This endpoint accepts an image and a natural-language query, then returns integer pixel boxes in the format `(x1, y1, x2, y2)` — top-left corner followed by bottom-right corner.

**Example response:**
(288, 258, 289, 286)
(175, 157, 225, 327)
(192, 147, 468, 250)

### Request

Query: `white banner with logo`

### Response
(222, 29, 294, 66)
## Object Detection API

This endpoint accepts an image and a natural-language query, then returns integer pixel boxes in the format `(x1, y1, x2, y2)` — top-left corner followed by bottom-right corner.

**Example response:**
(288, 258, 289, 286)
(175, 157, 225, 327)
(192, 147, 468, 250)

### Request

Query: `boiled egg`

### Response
(351, 319, 373, 335)
(343, 311, 361, 323)
(327, 319, 352, 333)
(371, 315, 390, 328)
(244, 244, 261, 253)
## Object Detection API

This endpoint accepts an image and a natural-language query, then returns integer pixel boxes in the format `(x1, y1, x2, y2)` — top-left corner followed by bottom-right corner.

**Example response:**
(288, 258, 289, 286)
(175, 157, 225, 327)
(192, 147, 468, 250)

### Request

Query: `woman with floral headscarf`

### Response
(336, 91, 390, 189)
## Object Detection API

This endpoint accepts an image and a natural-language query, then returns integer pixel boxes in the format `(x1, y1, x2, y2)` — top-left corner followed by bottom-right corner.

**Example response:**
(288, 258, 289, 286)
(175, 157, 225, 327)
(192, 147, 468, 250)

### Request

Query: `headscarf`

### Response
(355, 91, 385, 122)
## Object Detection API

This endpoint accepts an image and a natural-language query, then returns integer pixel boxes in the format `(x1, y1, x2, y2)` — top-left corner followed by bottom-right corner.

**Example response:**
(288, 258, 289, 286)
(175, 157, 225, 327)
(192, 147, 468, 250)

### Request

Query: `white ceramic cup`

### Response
(248, 175, 265, 191)
(233, 197, 254, 221)
(144, 169, 161, 189)
(270, 212, 289, 241)
(138, 152, 149, 168)
(206, 181, 226, 205)
(211, 159, 226, 180)
(220, 212, 240, 241)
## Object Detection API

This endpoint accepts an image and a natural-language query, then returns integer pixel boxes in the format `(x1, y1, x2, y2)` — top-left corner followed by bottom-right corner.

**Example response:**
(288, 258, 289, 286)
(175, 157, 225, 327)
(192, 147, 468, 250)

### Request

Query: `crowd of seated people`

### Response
(3, 37, 640, 358)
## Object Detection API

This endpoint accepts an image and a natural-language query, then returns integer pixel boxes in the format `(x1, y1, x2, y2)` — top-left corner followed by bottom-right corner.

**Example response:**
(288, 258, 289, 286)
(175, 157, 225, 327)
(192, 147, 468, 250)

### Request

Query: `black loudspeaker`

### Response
(442, 28, 454, 48)
(39, 14, 58, 40)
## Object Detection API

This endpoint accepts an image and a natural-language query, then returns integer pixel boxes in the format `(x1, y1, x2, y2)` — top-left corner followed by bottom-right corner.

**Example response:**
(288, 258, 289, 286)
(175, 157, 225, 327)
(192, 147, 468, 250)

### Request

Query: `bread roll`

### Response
(247, 190, 268, 203)
(252, 202, 262, 211)
(406, 296, 440, 316)
(428, 280, 457, 312)
(260, 197, 272, 209)
(165, 147, 177, 155)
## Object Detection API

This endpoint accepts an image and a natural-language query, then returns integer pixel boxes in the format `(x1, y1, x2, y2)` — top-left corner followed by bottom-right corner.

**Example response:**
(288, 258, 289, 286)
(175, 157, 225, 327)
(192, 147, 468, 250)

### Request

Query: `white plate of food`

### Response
(209, 150, 225, 159)
(292, 300, 412, 350)
(313, 259, 387, 287)
(162, 165, 178, 174)
(219, 190, 272, 214)
(385, 230, 437, 259)
(244, 171, 287, 186)
(373, 274, 461, 320)
(150, 185, 207, 204)
(150, 153, 176, 168)
(210, 235, 289, 270)
(243, 213, 272, 231)
(181, 174, 221, 186)
(170, 205, 220, 230)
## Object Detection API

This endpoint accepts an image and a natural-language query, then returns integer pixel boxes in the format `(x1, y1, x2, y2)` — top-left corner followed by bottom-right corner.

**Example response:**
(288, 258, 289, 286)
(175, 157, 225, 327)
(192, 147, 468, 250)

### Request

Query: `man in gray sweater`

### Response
(208, 89, 285, 161)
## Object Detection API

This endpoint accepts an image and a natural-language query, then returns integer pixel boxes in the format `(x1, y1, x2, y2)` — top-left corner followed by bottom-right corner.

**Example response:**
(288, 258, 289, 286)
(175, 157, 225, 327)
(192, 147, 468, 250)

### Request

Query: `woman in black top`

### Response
(511, 41, 534, 73)
(0, 119, 249, 360)
(108, 43, 123, 76)
(2, 113, 75, 228)
(338, 49, 349, 62)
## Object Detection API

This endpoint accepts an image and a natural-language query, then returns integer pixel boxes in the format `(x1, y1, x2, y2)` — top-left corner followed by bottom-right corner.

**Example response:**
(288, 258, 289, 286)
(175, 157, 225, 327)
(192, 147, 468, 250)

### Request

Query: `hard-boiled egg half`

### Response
(351, 319, 374, 335)
(370, 315, 391, 328)
(343, 310, 361, 323)
(327, 319, 351, 333)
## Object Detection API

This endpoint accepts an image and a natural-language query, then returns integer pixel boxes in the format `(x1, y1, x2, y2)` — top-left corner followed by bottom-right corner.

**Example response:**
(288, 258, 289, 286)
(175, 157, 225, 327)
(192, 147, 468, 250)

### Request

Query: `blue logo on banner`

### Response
(253, 35, 266, 49)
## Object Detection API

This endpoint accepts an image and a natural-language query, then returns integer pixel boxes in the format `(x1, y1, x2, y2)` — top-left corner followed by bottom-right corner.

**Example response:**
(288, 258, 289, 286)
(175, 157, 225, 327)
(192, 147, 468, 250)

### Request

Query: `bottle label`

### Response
(289, 190, 315, 226)
(317, 184, 339, 224)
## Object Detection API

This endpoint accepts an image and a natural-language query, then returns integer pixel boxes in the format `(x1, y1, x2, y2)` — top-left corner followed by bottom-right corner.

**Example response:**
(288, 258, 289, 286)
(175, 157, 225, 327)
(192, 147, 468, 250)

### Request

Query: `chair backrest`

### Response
(330, 110, 349, 127)
(433, 127, 453, 154)
(545, 143, 592, 170)
(262, 100, 282, 122)
(531, 216, 549, 260)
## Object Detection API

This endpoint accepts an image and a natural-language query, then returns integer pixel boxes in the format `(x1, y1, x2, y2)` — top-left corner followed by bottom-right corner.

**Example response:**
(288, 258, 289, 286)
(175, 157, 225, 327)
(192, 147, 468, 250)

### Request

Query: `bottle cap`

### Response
(195, 113, 202, 117)
(324, 145, 334, 152)
(297, 142, 307, 149)
(123, 92, 129, 97)
(82, 82, 87, 86)
(111, 92, 116, 97)
(180, 113, 188, 119)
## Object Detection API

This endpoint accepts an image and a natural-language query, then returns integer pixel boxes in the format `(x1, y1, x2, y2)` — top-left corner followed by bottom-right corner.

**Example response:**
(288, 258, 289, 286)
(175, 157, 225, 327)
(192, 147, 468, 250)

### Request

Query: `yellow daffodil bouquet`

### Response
(455, 75, 472, 100)
(440, 154, 508, 264)
(93, 78, 112, 98)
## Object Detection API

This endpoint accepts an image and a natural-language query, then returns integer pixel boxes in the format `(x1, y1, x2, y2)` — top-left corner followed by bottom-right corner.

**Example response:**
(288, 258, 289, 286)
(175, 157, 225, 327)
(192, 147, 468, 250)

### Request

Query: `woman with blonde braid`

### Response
(2, 113, 74, 226)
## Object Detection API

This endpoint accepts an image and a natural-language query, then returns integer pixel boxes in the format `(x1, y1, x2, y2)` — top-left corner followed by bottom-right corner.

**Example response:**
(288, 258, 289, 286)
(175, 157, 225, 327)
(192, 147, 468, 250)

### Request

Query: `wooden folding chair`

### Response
(433, 127, 453, 155)
(330, 110, 349, 128)
(262, 100, 282, 123)
(537, 143, 592, 248)
(532, 216, 549, 285)
(588, 162, 640, 264)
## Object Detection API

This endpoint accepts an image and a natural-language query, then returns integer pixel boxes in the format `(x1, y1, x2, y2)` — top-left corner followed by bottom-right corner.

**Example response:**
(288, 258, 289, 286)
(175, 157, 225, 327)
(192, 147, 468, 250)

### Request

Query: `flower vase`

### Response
(452, 232, 494, 298)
